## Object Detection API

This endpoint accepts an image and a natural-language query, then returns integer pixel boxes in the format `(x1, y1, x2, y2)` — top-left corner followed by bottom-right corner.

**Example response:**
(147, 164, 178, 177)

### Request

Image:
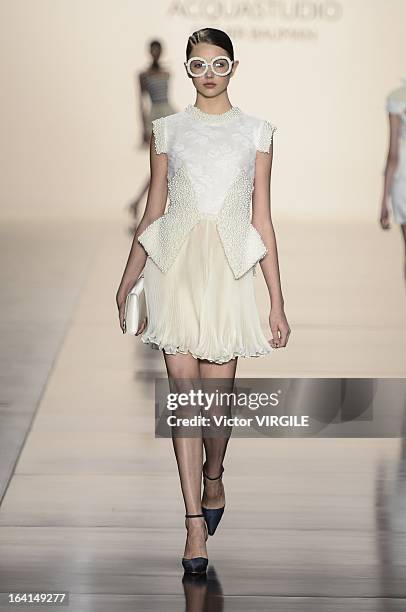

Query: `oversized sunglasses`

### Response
(184, 56, 234, 78)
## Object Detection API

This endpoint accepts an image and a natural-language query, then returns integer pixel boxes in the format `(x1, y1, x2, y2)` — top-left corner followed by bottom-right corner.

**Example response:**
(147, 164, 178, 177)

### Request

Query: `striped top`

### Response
(144, 73, 170, 104)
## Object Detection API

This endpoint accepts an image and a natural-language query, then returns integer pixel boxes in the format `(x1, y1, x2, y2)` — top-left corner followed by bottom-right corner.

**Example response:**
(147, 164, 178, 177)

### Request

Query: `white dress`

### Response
(386, 88, 406, 224)
(138, 104, 277, 364)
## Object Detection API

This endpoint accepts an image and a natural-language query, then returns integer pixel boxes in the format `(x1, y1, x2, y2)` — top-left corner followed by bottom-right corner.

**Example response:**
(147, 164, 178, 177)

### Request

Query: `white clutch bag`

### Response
(124, 275, 147, 334)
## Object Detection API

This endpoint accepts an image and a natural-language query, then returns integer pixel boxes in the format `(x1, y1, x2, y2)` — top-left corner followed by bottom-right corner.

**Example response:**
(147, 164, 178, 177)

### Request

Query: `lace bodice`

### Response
(138, 104, 277, 279)
(151, 104, 276, 215)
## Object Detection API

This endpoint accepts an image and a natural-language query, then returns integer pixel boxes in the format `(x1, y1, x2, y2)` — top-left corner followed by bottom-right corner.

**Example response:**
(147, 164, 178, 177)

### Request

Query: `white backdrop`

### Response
(0, 0, 405, 221)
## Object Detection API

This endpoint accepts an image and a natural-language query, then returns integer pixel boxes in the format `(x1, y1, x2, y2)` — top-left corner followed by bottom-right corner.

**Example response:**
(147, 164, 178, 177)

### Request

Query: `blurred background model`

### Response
(128, 39, 176, 230)
(380, 79, 406, 280)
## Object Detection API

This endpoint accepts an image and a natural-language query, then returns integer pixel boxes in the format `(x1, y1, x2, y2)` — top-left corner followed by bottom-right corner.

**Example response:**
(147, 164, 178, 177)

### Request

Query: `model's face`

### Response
(150, 45, 161, 61)
(185, 43, 238, 98)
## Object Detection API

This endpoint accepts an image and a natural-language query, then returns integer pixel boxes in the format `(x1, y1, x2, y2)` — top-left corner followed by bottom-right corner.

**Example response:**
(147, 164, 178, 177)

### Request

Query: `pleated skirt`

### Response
(140, 216, 273, 364)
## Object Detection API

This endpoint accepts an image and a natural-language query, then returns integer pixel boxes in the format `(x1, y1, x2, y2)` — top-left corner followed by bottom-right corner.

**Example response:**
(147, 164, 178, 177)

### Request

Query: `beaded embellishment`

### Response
(217, 168, 268, 279)
(185, 104, 242, 125)
(256, 120, 277, 153)
(137, 165, 201, 273)
(138, 163, 268, 279)
(151, 116, 167, 154)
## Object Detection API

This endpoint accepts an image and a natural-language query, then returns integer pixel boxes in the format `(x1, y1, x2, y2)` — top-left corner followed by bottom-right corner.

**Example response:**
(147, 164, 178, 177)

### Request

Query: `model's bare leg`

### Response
(163, 351, 208, 560)
(401, 224, 406, 284)
(199, 358, 238, 510)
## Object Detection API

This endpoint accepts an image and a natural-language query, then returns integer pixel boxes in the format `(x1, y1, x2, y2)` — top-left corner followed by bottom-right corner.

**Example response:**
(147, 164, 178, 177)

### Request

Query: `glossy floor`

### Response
(0, 216, 405, 611)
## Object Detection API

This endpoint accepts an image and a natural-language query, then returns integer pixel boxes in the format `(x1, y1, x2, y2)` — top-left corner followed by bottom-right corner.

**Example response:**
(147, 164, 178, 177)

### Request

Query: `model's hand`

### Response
(116, 292, 127, 333)
(380, 202, 390, 230)
(135, 317, 147, 335)
(269, 307, 291, 348)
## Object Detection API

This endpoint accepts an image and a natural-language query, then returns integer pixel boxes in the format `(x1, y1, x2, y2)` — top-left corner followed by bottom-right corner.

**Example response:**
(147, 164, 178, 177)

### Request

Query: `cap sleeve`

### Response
(256, 119, 277, 153)
(386, 97, 406, 115)
(151, 116, 168, 154)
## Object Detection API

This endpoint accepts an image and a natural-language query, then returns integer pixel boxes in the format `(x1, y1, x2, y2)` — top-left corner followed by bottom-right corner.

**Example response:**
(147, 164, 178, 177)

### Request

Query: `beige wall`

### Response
(0, 0, 405, 221)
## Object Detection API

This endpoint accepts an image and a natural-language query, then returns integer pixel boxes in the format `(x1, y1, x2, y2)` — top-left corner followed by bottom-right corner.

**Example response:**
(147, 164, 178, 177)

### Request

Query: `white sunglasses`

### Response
(184, 55, 234, 78)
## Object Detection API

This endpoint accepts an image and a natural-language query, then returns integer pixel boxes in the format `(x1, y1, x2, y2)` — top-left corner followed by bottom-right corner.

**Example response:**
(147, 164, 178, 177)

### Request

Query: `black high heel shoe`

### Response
(201, 462, 225, 536)
(181, 513, 208, 574)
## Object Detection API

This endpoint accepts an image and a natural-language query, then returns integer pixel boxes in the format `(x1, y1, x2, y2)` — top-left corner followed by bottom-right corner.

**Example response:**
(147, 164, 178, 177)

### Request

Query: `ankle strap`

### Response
(203, 463, 224, 480)
(185, 513, 204, 518)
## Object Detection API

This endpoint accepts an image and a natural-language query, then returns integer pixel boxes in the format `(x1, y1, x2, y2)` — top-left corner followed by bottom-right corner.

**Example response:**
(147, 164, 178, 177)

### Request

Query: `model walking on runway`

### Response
(380, 81, 406, 280)
(116, 27, 290, 574)
(129, 39, 176, 227)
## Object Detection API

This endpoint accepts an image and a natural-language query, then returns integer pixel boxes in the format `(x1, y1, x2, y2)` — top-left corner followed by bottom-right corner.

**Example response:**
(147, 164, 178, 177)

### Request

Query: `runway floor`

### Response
(0, 215, 405, 611)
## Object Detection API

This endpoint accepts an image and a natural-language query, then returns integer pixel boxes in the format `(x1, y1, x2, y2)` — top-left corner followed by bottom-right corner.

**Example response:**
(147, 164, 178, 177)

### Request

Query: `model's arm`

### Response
(380, 112, 400, 229)
(252, 143, 290, 348)
(115, 134, 168, 332)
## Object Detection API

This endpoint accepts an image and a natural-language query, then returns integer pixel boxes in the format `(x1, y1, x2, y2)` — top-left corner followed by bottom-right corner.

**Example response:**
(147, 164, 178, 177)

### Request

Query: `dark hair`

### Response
(150, 40, 162, 51)
(186, 28, 234, 61)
